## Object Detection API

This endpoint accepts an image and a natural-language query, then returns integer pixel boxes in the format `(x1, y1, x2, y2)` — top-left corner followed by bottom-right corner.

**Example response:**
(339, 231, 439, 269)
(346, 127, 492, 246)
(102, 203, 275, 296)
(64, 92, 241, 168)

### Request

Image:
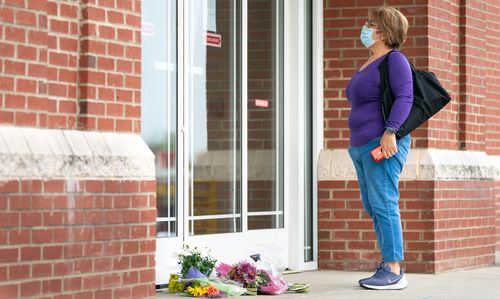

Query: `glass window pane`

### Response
(141, 0, 177, 238)
(187, 0, 241, 235)
(248, 215, 283, 230)
(190, 218, 241, 235)
(247, 0, 283, 230)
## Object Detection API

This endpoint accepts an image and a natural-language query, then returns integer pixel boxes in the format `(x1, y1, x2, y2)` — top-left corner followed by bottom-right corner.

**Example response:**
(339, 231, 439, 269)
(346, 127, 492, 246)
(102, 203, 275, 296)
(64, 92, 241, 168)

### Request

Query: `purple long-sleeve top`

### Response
(346, 50, 413, 146)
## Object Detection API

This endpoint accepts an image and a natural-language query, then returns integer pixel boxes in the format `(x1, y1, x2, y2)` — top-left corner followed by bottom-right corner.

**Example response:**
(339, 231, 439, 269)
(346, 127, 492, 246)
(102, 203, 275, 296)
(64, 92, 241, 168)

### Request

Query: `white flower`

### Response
(173, 249, 184, 258)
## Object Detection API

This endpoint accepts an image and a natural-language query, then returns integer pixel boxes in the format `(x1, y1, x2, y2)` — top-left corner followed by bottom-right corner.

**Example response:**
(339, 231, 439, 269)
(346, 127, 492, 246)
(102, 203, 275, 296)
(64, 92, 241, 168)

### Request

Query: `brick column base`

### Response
(0, 126, 156, 298)
(318, 148, 499, 273)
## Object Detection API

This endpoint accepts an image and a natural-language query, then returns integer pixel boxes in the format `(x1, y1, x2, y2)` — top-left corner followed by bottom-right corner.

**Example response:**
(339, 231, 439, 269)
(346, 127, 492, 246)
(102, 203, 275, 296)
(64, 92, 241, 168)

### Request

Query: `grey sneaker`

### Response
(359, 262, 408, 290)
(358, 260, 385, 286)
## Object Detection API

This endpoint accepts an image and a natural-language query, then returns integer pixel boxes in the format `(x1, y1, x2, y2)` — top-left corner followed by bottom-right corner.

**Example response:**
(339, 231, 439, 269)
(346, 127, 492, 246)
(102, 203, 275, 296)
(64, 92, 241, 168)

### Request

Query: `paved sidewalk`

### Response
(157, 265, 500, 299)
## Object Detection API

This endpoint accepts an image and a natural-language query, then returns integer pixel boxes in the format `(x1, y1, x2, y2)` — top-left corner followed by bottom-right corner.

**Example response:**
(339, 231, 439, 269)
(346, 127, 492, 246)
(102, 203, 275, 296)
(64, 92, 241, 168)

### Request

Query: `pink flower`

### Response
(215, 262, 233, 277)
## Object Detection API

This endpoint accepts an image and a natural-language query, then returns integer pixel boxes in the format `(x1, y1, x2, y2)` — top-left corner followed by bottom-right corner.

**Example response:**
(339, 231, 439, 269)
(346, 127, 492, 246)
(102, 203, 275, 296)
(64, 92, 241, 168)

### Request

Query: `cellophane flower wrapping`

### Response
(258, 270, 288, 295)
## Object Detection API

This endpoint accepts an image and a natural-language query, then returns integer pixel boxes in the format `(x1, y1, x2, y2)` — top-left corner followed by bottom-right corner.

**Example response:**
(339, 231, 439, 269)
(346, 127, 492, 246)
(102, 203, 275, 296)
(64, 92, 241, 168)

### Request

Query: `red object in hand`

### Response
(370, 145, 384, 163)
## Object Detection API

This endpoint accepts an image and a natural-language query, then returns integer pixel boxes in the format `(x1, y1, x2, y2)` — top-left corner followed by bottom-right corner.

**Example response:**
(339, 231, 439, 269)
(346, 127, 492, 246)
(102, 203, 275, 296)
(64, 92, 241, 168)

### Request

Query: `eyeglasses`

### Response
(365, 20, 377, 28)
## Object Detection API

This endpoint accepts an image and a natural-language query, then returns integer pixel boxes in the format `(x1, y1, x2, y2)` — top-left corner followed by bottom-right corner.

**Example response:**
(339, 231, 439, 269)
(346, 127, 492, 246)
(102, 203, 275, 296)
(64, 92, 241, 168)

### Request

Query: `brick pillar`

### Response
(456, 2, 486, 151)
(78, 0, 141, 132)
(320, 0, 498, 273)
(483, 1, 500, 253)
(0, 0, 157, 298)
(1, 0, 51, 128)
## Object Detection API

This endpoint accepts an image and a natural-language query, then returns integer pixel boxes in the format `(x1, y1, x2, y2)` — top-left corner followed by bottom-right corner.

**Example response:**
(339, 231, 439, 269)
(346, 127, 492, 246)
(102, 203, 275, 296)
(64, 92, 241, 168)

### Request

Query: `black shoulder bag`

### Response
(379, 51, 452, 139)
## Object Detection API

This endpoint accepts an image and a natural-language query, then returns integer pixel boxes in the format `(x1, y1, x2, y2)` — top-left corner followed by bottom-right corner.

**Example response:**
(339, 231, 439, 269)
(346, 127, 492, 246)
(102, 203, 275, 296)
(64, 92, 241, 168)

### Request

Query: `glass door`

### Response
(183, 0, 288, 268)
(140, 0, 182, 285)
(185, 0, 242, 237)
(142, 0, 296, 285)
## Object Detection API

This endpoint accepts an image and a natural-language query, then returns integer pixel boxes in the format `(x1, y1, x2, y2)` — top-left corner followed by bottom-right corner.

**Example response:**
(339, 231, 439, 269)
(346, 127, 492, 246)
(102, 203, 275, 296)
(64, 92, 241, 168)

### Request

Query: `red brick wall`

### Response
(483, 1, 500, 252)
(0, 0, 141, 132)
(319, 180, 495, 273)
(426, 0, 461, 149)
(321, 0, 499, 272)
(433, 181, 496, 271)
(0, 179, 156, 298)
(78, 0, 142, 132)
(485, 2, 500, 156)
(0, 0, 157, 297)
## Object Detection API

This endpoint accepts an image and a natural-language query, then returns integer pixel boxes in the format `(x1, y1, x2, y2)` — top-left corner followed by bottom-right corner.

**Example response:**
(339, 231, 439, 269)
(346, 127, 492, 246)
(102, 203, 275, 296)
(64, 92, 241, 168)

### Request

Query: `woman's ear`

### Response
(377, 31, 385, 41)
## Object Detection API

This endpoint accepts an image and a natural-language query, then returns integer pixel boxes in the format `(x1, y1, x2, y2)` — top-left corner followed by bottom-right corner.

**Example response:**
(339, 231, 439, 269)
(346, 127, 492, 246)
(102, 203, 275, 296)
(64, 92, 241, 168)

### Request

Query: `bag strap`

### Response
(378, 51, 394, 122)
(378, 50, 413, 122)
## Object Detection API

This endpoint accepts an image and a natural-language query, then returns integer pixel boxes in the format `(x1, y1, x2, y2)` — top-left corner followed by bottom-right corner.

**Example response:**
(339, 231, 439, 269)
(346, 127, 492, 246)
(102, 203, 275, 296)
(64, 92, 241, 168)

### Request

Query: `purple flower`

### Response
(227, 261, 257, 286)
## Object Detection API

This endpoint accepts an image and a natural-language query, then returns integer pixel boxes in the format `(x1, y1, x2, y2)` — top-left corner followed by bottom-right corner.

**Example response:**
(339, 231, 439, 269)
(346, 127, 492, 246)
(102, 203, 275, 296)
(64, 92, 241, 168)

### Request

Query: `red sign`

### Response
(205, 33, 222, 48)
(255, 99, 269, 108)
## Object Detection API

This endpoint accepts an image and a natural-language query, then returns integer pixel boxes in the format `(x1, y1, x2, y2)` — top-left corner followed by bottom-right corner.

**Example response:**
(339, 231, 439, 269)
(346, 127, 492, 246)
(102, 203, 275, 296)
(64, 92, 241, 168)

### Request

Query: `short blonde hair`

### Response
(369, 7, 409, 49)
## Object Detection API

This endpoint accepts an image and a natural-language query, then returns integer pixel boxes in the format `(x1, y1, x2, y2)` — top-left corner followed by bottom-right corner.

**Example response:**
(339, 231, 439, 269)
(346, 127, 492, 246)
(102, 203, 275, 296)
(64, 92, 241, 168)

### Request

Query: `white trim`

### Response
(0, 126, 154, 179)
(285, 0, 306, 272)
(231, 0, 238, 238)
(318, 148, 499, 181)
(299, 261, 319, 271)
(275, 0, 282, 231)
(189, 214, 241, 220)
(185, 0, 193, 237)
(284, 0, 322, 272)
(247, 211, 284, 216)
(157, 217, 177, 222)
(311, 0, 323, 269)
(241, 0, 249, 233)
(155, 0, 184, 285)
(177, 0, 185, 245)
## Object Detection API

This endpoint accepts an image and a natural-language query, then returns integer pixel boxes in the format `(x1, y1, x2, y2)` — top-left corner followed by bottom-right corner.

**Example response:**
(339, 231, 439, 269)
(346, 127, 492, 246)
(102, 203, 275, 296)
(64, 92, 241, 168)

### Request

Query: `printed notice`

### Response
(207, 0, 217, 32)
(255, 99, 269, 108)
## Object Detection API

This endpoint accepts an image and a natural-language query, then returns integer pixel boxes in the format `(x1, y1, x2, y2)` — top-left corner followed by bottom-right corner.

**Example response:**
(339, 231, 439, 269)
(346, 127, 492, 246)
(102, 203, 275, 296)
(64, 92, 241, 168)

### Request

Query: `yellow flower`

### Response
(187, 285, 207, 297)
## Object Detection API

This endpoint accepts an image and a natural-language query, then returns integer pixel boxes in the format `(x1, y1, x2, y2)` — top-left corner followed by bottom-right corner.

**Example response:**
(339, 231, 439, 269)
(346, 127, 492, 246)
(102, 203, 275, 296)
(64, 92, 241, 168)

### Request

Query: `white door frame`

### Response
(285, 0, 322, 271)
(155, 0, 185, 285)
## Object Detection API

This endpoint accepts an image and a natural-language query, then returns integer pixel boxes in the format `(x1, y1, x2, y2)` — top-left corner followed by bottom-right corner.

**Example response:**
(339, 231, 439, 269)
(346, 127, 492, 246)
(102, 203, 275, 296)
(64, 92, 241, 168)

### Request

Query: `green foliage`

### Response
(178, 244, 217, 278)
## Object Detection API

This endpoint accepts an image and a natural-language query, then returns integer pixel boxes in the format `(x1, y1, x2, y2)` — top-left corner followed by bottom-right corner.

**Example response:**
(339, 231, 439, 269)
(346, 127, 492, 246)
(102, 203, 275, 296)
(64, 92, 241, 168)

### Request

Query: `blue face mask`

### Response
(360, 25, 376, 48)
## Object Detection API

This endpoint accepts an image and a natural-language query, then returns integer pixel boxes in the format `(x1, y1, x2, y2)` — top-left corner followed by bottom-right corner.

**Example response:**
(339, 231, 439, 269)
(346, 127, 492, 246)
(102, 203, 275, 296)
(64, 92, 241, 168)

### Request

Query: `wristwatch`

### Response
(384, 127, 397, 135)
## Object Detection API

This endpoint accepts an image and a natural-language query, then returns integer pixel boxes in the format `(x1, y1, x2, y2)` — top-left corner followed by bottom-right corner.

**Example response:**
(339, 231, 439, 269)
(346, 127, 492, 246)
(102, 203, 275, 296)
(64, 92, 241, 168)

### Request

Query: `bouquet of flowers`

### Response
(177, 244, 217, 278)
(168, 244, 246, 298)
(167, 245, 309, 297)
(215, 257, 288, 295)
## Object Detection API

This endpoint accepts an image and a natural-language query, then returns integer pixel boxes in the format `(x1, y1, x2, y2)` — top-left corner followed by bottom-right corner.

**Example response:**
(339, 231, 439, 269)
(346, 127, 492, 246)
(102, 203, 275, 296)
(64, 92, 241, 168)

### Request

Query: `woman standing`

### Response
(346, 7, 413, 290)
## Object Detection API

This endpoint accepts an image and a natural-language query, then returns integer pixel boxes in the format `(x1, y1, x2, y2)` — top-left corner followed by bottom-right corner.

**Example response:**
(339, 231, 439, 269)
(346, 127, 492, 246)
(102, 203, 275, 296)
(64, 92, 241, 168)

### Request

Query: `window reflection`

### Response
(187, 0, 242, 235)
(141, 0, 177, 238)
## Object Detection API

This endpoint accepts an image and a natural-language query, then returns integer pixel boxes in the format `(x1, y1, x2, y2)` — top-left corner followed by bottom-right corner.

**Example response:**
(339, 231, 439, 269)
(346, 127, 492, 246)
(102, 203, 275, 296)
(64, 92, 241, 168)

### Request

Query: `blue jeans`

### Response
(348, 135, 411, 262)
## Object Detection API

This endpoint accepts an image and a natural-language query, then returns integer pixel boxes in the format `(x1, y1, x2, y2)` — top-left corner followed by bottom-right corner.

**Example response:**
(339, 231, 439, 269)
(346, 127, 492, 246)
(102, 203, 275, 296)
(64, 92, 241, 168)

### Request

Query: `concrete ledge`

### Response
(318, 148, 499, 181)
(0, 126, 155, 179)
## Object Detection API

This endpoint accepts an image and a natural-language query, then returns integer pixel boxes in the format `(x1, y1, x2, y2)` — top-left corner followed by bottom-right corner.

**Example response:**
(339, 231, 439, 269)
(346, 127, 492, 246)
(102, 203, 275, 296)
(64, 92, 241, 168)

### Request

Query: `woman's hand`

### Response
(380, 131, 398, 159)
